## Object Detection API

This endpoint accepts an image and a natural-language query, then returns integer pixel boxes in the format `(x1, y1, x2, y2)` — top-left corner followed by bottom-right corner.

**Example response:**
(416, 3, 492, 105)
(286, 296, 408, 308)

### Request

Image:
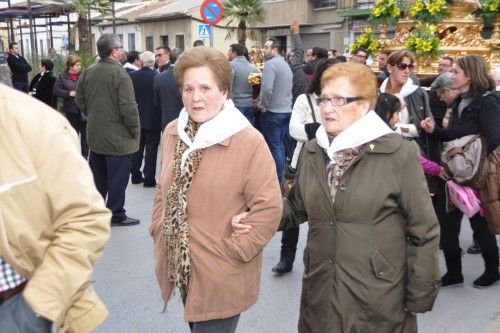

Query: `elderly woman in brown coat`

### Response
(149, 47, 282, 333)
(234, 62, 440, 332)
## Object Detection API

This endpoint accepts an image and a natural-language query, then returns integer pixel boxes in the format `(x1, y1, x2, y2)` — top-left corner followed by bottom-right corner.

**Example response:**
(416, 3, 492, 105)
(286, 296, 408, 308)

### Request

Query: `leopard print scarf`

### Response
(327, 148, 359, 204)
(162, 118, 203, 293)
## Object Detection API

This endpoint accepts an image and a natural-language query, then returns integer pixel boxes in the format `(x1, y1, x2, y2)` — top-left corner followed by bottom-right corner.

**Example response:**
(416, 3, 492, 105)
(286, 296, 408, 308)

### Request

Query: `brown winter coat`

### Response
(150, 120, 282, 322)
(283, 133, 440, 333)
(479, 146, 500, 234)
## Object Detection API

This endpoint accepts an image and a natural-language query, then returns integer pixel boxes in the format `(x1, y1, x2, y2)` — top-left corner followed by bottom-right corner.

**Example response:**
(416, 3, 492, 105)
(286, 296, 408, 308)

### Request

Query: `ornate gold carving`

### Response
(385, 25, 413, 48)
(440, 24, 491, 47)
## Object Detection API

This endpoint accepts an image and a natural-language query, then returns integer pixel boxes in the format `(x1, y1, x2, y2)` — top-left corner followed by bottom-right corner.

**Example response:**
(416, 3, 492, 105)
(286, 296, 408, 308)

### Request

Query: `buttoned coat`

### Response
(75, 58, 140, 155)
(150, 120, 282, 322)
(0, 85, 111, 332)
(283, 133, 440, 333)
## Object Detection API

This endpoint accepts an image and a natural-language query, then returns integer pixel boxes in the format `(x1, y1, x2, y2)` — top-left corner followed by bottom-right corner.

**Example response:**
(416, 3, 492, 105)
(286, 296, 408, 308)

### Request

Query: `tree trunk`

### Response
(77, 15, 90, 54)
(237, 20, 247, 46)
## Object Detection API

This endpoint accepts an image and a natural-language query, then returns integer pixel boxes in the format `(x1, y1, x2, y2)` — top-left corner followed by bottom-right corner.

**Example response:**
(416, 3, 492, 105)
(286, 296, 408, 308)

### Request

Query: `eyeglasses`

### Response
(397, 63, 414, 71)
(316, 95, 363, 107)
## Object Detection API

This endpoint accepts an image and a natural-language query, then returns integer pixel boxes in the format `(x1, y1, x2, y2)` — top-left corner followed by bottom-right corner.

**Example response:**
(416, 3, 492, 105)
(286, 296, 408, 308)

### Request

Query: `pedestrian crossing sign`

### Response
(198, 24, 212, 39)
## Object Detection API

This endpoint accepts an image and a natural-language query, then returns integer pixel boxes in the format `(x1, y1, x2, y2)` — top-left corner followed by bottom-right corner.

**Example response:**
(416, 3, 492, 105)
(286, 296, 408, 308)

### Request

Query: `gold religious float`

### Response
(362, 0, 500, 75)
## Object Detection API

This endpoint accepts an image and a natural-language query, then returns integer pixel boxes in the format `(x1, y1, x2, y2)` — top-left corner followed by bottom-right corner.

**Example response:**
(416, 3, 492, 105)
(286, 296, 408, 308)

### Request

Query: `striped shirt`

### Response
(0, 255, 26, 292)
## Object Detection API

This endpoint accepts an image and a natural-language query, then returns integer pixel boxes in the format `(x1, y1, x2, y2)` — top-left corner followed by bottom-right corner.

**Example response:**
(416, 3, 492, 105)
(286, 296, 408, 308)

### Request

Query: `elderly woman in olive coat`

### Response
(233, 62, 440, 332)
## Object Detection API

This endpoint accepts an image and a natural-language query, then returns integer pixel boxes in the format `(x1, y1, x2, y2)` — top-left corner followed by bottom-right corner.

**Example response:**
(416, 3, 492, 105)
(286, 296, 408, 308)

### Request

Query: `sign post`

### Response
(197, 23, 212, 47)
(200, 0, 224, 25)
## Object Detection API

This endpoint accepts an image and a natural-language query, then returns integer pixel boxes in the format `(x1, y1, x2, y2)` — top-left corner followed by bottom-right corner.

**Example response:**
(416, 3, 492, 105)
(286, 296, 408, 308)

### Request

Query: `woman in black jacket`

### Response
(421, 55, 500, 288)
(29, 59, 56, 107)
(53, 55, 88, 158)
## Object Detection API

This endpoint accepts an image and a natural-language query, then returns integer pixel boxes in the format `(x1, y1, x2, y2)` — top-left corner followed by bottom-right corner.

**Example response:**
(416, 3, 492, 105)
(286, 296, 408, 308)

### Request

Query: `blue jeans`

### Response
(12, 81, 28, 93)
(260, 111, 291, 183)
(236, 106, 255, 126)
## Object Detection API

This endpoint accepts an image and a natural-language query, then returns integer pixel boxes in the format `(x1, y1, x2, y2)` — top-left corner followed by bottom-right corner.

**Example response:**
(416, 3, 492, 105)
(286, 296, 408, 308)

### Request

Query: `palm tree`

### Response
(223, 0, 266, 46)
(54, 0, 110, 53)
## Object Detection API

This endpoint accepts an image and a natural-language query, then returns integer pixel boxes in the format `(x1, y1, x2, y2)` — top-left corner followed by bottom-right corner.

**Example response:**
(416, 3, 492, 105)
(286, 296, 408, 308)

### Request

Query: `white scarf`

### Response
(316, 110, 393, 160)
(379, 77, 418, 98)
(177, 99, 250, 168)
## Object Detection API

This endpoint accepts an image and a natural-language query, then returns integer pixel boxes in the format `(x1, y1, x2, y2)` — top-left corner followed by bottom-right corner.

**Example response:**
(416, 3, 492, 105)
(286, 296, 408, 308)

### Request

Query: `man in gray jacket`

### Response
(76, 33, 141, 226)
(259, 38, 293, 184)
(228, 43, 259, 125)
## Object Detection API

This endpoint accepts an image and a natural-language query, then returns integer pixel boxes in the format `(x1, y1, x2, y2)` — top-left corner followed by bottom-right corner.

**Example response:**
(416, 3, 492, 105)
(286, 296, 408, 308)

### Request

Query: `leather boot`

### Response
(474, 253, 500, 288)
(442, 249, 463, 287)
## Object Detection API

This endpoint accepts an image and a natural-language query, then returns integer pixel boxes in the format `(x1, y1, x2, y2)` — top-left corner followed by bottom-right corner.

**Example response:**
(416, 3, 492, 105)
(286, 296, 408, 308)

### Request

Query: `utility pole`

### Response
(27, 0, 35, 54)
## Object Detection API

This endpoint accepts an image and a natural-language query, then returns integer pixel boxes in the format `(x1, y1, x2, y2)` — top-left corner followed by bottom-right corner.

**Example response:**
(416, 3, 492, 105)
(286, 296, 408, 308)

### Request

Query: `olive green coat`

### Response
(284, 133, 440, 333)
(75, 58, 140, 155)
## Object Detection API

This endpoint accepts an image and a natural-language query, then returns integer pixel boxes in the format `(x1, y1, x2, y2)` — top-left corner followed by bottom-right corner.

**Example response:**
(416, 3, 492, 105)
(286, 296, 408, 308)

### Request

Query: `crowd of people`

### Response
(1, 17, 499, 333)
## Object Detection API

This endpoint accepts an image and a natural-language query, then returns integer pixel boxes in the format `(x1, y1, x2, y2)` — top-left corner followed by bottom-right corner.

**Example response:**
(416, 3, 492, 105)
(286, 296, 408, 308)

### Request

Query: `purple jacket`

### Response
(418, 155, 442, 176)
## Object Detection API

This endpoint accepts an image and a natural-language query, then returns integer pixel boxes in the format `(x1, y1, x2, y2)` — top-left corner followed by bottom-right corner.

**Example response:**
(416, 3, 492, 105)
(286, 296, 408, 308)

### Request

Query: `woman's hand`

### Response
(69, 91, 76, 97)
(231, 212, 252, 237)
(438, 167, 449, 181)
(420, 117, 435, 134)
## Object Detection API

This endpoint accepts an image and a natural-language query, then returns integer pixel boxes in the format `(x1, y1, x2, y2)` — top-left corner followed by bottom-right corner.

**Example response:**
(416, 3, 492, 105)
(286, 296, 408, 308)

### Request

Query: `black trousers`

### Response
(280, 225, 299, 264)
(89, 151, 133, 223)
(441, 207, 499, 273)
(66, 113, 88, 158)
(131, 129, 161, 183)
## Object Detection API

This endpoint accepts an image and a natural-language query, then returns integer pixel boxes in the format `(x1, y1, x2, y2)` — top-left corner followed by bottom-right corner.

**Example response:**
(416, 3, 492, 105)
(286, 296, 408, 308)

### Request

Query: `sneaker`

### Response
(473, 271, 500, 288)
(467, 240, 481, 254)
(441, 272, 464, 287)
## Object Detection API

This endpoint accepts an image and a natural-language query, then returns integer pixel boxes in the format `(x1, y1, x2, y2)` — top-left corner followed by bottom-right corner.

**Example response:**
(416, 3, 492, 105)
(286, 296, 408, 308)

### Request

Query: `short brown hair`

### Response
(386, 50, 416, 67)
(66, 55, 81, 70)
(174, 47, 232, 95)
(321, 62, 377, 109)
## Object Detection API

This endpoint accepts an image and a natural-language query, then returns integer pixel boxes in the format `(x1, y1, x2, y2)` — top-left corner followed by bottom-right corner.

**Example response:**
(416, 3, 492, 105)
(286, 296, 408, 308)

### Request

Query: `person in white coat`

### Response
(272, 58, 338, 275)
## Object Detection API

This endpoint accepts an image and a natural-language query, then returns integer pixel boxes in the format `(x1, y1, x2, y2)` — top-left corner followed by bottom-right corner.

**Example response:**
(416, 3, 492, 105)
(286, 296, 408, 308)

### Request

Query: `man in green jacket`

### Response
(76, 33, 141, 226)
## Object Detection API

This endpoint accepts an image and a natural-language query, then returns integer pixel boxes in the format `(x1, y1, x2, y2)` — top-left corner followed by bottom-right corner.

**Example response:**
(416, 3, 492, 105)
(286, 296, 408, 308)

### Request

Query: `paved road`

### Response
(92, 181, 500, 333)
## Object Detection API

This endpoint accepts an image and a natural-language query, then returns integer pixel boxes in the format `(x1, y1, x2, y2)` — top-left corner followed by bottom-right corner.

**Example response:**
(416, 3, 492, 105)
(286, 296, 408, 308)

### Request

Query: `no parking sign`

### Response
(200, 0, 224, 26)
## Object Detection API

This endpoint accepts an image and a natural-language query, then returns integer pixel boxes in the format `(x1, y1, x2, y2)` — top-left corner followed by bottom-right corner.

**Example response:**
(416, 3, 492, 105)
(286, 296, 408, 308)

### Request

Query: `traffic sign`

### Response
(200, 0, 224, 26)
(197, 24, 212, 39)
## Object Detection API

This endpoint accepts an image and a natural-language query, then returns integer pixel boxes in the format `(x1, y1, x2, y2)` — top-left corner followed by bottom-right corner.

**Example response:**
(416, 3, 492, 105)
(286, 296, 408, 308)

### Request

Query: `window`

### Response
(313, 0, 337, 8)
(128, 33, 136, 51)
(39, 39, 44, 56)
(175, 35, 184, 50)
(160, 35, 169, 48)
(356, 0, 374, 9)
(118, 34, 123, 45)
(146, 36, 154, 52)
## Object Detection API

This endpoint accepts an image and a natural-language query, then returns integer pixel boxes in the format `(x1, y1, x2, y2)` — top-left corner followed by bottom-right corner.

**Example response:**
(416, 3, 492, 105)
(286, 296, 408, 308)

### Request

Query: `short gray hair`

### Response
(431, 72, 454, 93)
(97, 33, 122, 59)
(140, 51, 155, 68)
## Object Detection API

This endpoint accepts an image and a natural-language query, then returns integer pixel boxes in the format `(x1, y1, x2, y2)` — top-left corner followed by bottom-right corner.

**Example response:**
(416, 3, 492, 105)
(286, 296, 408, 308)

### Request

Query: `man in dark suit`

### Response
(7, 42, 32, 92)
(129, 51, 162, 187)
(153, 48, 184, 131)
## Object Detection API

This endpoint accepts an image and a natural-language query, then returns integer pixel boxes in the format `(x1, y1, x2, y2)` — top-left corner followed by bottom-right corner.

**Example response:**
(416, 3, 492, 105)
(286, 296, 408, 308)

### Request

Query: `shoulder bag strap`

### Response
(306, 94, 316, 123)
